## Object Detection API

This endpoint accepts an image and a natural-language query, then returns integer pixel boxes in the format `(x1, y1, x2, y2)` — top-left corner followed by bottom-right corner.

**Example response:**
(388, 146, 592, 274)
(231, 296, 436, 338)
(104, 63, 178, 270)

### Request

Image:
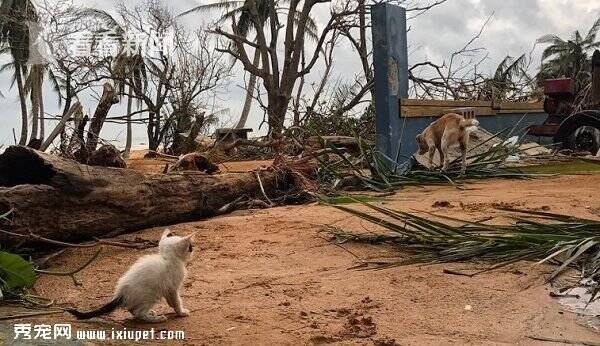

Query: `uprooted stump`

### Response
(0, 146, 299, 248)
(87, 144, 127, 168)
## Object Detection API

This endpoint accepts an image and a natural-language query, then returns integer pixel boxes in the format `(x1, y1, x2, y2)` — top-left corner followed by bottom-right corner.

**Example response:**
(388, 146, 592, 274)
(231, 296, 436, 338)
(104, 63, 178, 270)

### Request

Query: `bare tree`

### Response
(212, 0, 358, 136)
(77, 1, 231, 153)
(164, 30, 230, 154)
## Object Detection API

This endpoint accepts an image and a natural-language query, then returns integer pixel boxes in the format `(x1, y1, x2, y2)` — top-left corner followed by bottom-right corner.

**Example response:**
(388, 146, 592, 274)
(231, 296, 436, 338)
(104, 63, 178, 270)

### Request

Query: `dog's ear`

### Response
(415, 134, 424, 147)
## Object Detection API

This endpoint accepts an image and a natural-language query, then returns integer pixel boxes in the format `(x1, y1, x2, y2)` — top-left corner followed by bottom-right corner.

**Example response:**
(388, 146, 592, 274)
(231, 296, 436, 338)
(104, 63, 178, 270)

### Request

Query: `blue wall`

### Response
(371, 4, 549, 171)
(404, 113, 549, 143)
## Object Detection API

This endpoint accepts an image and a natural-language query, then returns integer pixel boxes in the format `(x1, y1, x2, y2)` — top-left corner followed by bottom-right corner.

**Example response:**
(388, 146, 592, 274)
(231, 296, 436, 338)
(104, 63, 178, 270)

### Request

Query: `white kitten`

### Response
(66, 229, 195, 323)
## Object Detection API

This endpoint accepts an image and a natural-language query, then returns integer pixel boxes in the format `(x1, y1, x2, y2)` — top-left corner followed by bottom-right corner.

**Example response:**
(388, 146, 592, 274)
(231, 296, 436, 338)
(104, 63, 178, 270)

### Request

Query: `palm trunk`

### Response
(85, 83, 119, 155)
(123, 85, 133, 158)
(39, 78, 45, 141)
(40, 102, 82, 152)
(235, 49, 260, 129)
(15, 64, 28, 146)
(30, 83, 39, 142)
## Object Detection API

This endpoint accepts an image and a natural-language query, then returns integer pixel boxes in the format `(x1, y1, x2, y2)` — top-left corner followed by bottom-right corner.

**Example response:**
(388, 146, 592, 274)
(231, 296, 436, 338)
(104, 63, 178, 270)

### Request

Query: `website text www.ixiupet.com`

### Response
(12, 323, 185, 342)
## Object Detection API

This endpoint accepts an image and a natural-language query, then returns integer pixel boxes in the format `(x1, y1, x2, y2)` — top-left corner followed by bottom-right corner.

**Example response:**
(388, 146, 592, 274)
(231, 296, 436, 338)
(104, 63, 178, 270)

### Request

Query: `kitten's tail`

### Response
(65, 296, 123, 320)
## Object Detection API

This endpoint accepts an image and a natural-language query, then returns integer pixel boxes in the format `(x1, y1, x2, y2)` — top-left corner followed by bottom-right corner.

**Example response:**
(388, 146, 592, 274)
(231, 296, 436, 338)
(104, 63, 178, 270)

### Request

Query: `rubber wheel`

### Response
(567, 125, 600, 154)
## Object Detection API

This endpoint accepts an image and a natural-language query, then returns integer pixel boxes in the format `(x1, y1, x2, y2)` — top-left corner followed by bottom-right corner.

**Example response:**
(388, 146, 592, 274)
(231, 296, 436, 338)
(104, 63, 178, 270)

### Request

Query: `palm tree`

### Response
(180, 1, 266, 130)
(538, 17, 600, 92)
(0, 0, 37, 145)
(24, 63, 44, 143)
(78, 8, 146, 157)
(113, 52, 147, 158)
(180, 0, 317, 130)
(479, 54, 530, 101)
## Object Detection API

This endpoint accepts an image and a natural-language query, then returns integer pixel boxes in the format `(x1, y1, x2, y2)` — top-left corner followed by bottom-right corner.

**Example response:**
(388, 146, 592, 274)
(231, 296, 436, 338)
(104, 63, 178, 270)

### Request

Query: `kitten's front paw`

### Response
(139, 314, 168, 323)
(177, 308, 190, 317)
(155, 315, 168, 322)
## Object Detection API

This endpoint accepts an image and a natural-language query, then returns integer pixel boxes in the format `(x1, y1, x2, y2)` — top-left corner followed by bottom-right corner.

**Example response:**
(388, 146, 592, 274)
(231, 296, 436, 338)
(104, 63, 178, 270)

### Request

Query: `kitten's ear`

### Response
(161, 229, 172, 240)
(183, 232, 197, 242)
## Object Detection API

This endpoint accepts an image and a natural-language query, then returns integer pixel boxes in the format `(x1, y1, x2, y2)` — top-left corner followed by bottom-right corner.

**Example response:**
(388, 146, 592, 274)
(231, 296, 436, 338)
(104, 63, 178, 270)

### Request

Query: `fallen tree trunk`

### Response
(0, 146, 295, 248)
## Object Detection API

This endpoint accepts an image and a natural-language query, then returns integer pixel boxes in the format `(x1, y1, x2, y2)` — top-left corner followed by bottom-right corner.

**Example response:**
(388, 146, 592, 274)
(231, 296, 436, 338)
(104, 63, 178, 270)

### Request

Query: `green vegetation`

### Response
(521, 159, 600, 175)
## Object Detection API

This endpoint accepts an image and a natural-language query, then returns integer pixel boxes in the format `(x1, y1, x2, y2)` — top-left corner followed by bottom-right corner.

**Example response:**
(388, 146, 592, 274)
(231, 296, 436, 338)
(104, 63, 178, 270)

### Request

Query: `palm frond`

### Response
(46, 68, 63, 107)
(178, 1, 245, 17)
(328, 201, 600, 290)
(291, 11, 319, 42)
(314, 128, 549, 192)
(585, 17, 600, 43)
(77, 8, 124, 35)
(537, 34, 563, 45)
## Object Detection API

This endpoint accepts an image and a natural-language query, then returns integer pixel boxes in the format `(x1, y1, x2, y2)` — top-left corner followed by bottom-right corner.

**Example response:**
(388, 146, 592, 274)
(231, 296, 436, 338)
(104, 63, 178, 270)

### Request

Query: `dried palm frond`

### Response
(327, 200, 600, 300)
(317, 131, 550, 192)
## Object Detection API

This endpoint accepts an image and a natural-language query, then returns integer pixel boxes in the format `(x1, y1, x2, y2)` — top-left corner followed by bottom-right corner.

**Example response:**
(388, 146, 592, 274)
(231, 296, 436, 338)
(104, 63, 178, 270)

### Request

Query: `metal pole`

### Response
(371, 4, 410, 171)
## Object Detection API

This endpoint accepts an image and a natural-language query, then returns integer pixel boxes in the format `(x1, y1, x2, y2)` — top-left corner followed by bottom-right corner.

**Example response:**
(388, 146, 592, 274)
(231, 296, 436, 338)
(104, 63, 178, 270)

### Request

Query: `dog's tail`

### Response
(65, 296, 123, 320)
(460, 118, 479, 131)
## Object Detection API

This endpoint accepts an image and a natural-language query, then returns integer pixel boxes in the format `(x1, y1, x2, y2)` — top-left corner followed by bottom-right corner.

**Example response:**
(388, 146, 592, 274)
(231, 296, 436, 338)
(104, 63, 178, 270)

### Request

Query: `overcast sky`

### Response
(1, 0, 599, 148)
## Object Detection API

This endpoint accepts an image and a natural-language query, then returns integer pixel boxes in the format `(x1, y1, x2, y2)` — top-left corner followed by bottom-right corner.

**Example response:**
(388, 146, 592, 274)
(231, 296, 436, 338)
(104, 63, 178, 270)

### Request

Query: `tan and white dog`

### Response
(415, 113, 479, 173)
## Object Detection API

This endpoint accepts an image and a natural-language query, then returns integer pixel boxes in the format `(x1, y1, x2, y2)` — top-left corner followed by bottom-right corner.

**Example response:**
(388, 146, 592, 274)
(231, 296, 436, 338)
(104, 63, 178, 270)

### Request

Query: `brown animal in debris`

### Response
(168, 152, 219, 174)
(415, 113, 479, 174)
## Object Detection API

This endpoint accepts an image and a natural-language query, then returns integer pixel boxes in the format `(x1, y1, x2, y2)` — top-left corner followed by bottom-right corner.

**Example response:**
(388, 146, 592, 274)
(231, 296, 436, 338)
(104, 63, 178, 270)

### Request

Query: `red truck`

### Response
(528, 50, 600, 154)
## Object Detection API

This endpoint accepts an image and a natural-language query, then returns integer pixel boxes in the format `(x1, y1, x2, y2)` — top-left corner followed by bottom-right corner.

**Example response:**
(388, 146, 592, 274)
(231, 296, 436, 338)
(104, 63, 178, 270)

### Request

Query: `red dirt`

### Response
(0, 174, 594, 345)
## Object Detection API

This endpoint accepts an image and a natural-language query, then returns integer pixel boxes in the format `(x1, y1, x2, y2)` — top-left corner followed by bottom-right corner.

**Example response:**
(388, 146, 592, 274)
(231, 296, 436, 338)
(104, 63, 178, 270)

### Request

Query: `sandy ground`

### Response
(0, 173, 597, 345)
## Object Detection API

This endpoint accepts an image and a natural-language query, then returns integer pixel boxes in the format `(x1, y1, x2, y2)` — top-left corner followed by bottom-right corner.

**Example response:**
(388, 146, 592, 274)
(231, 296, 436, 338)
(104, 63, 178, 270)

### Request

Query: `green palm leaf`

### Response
(0, 251, 36, 289)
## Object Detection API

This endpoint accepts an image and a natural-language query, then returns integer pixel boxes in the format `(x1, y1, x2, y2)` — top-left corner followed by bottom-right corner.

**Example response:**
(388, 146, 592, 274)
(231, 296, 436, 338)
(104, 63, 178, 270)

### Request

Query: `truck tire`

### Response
(567, 125, 600, 154)
(555, 111, 600, 154)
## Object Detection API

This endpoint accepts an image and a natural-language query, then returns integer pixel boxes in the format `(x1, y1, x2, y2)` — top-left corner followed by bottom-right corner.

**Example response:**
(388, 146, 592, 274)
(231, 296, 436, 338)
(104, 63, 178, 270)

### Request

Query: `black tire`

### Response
(555, 111, 600, 154)
(567, 125, 600, 154)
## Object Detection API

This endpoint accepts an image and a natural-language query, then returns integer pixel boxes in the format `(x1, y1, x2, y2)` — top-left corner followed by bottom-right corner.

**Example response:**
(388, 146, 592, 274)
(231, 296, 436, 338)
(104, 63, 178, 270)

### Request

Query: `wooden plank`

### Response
(498, 101, 545, 110)
(399, 98, 544, 118)
(401, 107, 495, 117)
(400, 99, 490, 108)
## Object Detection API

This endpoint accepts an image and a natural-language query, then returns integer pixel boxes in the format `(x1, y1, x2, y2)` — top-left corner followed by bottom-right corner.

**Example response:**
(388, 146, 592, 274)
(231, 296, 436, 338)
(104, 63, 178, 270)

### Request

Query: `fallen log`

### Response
(0, 146, 295, 248)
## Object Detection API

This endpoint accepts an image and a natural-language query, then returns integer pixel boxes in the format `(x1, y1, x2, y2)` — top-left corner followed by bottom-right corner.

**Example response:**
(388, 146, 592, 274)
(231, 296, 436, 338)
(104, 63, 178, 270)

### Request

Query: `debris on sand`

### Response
(551, 280, 600, 331)
(338, 314, 377, 339)
(168, 152, 220, 174)
(432, 200, 454, 208)
(413, 128, 552, 169)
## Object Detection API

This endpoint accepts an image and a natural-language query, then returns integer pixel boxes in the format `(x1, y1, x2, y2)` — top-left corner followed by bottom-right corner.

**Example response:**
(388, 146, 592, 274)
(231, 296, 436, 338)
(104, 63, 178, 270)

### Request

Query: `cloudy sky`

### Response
(1, 0, 599, 148)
